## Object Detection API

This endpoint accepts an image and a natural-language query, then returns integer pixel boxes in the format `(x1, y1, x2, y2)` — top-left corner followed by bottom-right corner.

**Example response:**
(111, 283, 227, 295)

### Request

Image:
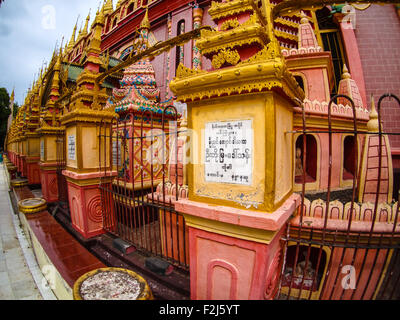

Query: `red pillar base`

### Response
(26, 159, 41, 184)
(175, 194, 300, 300)
(39, 164, 59, 203)
(63, 170, 116, 239)
(16, 154, 22, 173)
(67, 181, 105, 239)
(11, 152, 16, 165)
(21, 155, 27, 178)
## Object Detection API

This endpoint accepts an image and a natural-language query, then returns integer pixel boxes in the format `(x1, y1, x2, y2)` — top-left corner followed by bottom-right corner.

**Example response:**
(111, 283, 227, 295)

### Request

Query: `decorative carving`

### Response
(264, 249, 282, 300)
(220, 18, 240, 31)
(49, 176, 59, 197)
(211, 49, 241, 69)
(176, 63, 206, 79)
(87, 195, 103, 223)
(240, 40, 281, 65)
(209, 0, 261, 20)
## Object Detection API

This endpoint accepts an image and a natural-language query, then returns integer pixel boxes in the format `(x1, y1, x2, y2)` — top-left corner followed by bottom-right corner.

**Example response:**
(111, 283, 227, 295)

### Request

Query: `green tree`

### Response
(0, 87, 12, 151)
(13, 102, 19, 118)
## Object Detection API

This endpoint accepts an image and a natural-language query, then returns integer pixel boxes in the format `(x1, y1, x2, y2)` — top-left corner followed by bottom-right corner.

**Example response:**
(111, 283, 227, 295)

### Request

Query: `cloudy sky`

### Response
(0, 0, 101, 105)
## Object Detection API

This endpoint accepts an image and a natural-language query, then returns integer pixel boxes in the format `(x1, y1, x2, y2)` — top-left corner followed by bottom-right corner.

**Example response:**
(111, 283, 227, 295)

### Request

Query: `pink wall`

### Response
(152, 24, 168, 100)
(355, 5, 400, 157)
(201, 6, 217, 72)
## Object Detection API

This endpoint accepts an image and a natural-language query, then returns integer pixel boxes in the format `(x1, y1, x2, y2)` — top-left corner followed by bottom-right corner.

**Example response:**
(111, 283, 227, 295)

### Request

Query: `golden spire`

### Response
(140, 5, 150, 30)
(95, 5, 105, 25)
(77, 20, 84, 40)
(67, 21, 78, 51)
(54, 45, 62, 71)
(63, 41, 69, 62)
(342, 64, 351, 80)
(367, 94, 379, 132)
(103, 0, 113, 15)
(85, 6, 105, 66)
(300, 11, 309, 24)
(82, 10, 91, 37)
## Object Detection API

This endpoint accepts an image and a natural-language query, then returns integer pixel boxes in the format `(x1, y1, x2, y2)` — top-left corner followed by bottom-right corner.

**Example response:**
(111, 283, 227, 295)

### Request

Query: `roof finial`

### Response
(82, 9, 91, 36)
(300, 11, 309, 24)
(367, 94, 379, 132)
(140, 5, 150, 30)
(103, 0, 114, 15)
(342, 64, 351, 79)
(67, 18, 78, 51)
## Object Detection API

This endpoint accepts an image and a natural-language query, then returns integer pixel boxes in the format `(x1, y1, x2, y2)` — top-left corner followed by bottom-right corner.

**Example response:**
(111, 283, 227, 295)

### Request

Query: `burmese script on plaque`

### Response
(204, 120, 253, 185)
(112, 140, 122, 166)
(40, 139, 44, 160)
(68, 135, 76, 161)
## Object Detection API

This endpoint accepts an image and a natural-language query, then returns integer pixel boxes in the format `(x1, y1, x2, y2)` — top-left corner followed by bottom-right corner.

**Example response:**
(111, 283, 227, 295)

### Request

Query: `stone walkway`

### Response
(0, 164, 55, 300)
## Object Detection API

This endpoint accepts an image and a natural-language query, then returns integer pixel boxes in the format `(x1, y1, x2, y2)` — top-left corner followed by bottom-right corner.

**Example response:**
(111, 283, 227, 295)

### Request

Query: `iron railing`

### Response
(276, 93, 400, 300)
(98, 107, 189, 270)
(55, 134, 70, 215)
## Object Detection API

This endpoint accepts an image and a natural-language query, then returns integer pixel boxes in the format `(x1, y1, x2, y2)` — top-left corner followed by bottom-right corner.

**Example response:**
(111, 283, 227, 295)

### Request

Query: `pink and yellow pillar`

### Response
(61, 8, 116, 239)
(169, 0, 305, 300)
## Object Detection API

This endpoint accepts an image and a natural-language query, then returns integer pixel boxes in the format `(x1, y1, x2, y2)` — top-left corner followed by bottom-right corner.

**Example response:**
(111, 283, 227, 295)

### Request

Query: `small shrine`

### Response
(4, 0, 400, 302)
(101, 10, 188, 267)
(104, 14, 180, 191)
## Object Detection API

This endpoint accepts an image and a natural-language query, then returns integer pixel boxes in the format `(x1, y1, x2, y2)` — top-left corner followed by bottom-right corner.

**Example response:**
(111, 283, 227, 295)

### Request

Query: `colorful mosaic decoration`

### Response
(105, 59, 174, 117)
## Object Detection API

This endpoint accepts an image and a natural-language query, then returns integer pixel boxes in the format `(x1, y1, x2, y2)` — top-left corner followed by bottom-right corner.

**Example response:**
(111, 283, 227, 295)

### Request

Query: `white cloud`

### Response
(0, 0, 100, 104)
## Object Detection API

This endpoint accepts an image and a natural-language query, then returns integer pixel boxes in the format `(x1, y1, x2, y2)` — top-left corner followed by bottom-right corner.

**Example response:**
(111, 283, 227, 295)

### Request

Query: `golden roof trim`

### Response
(209, 0, 261, 20)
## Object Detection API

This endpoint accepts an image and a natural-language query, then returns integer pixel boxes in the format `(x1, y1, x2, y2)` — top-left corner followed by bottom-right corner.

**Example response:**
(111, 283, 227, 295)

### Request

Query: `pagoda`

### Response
(104, 10, 179, 191)
(36, 47, 66, 203)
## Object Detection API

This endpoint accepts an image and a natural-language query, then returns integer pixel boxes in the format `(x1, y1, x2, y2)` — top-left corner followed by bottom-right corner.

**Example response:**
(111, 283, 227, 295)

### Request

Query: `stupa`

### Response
(104, 14, 180, 191)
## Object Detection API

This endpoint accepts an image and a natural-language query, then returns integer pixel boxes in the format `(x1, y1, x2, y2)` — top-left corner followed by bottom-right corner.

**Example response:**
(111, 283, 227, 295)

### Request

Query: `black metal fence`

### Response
(98, 107, 189, 270)
(276, 93, 400, 300)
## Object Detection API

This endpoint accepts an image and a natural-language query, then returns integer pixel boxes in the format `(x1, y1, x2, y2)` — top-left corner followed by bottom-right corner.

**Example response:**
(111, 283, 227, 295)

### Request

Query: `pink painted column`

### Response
(39, 166, 59, 203)
(335, 13, 367, 108)
(63, 171, 116, 238)
(175, 194, 301, 300)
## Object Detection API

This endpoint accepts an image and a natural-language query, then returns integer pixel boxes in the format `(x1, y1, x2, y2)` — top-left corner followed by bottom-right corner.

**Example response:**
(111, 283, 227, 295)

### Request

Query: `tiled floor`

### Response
(0, 165, 44, 300)
(9, 165, 107, 291)
(25, 211, 106, 288)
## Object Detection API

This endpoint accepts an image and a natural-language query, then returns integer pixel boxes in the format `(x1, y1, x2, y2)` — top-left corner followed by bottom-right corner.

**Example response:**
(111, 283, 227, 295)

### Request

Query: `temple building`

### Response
(4, 0, 400, 300)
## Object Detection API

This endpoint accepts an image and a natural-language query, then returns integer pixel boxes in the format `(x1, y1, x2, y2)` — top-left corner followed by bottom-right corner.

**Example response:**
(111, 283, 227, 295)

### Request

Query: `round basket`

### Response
(7, 165, 17, 173)
(10, 178, 29, 188)
(18, 198, 47, 214)
(73, 267, 153, 300)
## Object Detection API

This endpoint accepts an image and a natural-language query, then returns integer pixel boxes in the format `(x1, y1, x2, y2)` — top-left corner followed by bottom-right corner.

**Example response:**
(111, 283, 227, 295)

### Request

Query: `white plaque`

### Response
(40, 140, 45, 160)
(204, 120, 253, 185)
(112, 140, 122, 166)
(68, 135, 76, 161)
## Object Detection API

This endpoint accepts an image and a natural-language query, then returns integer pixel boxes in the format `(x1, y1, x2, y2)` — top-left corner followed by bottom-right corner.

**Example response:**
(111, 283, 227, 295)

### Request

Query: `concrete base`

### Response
(66, 180, 105, 239)
(19, 211, 73, 300)
(63, 170, 117, 239)
(26, 160, 41, 185)
(175, 194, 300, 300)
(21, 155, 27, 178)
(39, 165, 59, 203)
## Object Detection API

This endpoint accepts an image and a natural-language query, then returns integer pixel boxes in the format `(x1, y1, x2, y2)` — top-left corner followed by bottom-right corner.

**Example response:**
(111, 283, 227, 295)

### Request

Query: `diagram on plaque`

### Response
(204, 119, 253, 185)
